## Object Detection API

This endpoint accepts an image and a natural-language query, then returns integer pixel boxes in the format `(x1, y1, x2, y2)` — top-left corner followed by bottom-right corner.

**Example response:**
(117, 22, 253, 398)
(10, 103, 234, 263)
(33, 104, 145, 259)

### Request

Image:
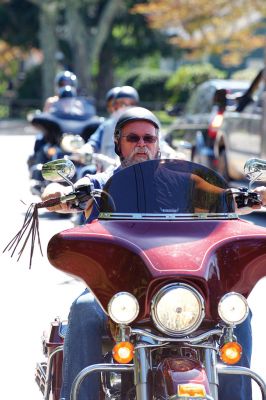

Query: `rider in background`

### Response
(87, 85, 139, 159)
(28, 71, 78, 167)
(43, 70, 78, 112)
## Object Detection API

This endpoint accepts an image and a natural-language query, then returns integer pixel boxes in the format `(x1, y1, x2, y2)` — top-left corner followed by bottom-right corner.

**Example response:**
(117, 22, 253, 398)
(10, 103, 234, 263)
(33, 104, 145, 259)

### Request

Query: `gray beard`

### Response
(121, 146, 154, 168)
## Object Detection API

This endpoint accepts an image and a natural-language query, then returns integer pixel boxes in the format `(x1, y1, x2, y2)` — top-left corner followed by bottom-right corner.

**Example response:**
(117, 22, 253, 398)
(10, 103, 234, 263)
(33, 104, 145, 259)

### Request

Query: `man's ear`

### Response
(114, 140, 121, 157)
(114, 129, 121, 156)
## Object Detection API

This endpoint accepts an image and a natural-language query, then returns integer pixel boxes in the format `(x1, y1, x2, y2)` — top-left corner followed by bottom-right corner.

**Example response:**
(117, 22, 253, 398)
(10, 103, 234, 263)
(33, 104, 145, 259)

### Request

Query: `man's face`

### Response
(113, 98, 136, 111)
(119, 120, 159, 166)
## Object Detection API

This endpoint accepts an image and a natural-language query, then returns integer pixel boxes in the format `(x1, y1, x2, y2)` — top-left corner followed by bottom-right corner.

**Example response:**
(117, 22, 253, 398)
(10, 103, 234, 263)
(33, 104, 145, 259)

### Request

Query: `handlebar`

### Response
(38, 184, 93, 211)
(39, 186, 262, 212)
(232, 187, 262, 209)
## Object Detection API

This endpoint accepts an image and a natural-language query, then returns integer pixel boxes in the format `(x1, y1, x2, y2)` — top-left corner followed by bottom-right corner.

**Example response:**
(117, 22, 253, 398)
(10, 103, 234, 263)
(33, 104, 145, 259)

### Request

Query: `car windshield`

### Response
(98, 159, 236, 220)
(50, 97, 96, 120)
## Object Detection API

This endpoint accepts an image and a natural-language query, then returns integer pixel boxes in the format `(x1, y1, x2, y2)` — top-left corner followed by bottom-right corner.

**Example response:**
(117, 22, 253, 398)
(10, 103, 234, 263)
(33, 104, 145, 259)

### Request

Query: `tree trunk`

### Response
(89, 0, 123, 65)
(66, 0, 122, 97)
(39, 3, 58, 103)
(65, 1, 91, 95)
(96, 44, 115, 113)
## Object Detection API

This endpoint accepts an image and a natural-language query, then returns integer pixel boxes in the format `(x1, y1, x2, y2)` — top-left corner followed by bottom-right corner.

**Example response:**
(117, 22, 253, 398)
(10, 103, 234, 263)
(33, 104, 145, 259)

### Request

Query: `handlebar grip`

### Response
(235, 190, 261, 208)
(37, 197, 62, 209)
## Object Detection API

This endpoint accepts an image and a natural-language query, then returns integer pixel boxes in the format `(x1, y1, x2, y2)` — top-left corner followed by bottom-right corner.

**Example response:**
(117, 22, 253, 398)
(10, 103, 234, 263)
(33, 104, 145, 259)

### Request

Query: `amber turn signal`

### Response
(178, 383, 206, 397)
(112, 341, 134, 364)
(220, 341, 242, 364)
(47, 147, 57, 157)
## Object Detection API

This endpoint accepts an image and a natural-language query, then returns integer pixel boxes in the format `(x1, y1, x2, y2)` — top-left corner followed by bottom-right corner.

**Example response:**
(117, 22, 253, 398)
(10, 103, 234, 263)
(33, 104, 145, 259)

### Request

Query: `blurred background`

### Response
(0, 0, 265, 120)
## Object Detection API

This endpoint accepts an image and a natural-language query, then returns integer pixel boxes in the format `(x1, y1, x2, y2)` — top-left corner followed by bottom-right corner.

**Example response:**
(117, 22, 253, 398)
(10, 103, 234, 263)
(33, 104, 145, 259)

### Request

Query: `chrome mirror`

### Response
(244, 158, 266, 189)
(60, 134, 85, 153)
(42, 158, 76, 187)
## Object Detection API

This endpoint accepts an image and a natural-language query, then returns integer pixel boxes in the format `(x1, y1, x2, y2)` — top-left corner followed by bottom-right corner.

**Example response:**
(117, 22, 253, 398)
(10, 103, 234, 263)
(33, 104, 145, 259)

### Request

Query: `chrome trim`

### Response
(42, 345, 63, 400)
(134, 345, 152, 400)
(70, 363, 134, 400)
(205, 348, 219, 399)
(217, 365, 266, 399)
(131, 328, 223, 343)
(151, 283, 205, 336)
(35, 362, 47, 394)
(99, 212, 238, 220)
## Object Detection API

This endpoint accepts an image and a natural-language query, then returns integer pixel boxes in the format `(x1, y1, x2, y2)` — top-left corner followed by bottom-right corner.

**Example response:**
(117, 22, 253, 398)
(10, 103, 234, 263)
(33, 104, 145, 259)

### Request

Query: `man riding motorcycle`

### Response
(42, 107, 266, 400)
(44, 70, 78, 112)
(28, 70, 78, 168)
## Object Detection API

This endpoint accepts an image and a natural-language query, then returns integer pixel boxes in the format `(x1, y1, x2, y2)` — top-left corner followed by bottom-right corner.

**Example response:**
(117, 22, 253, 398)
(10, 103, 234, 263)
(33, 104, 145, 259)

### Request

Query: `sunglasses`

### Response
(122, 133, 158, 143)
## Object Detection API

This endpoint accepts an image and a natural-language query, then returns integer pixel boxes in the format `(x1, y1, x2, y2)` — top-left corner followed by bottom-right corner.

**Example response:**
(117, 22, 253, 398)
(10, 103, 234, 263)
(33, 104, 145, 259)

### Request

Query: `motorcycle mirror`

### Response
(41, 158, 76, 182)
(244, 158, 266, 188)
(60, 133, 85, 153)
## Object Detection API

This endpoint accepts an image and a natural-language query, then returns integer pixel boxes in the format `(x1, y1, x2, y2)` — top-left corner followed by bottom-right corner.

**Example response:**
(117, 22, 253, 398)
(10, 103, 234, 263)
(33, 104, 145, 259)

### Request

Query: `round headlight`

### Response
(108, 292, 139, 324)
(151, 283, 205, 336)
(218, 292, 249, 325)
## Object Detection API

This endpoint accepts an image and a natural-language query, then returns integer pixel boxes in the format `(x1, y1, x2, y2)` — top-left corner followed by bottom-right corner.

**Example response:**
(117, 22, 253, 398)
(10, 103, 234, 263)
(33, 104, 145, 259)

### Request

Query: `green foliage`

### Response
(0, 105, 9, 118)
(122, 66, 171, 105)
(165, 63, 227, 106)
(17, 66, 42, 102)
(153, 110, 174, 127)
(0, 0, 39, 48)
(0, 79, 8, 96)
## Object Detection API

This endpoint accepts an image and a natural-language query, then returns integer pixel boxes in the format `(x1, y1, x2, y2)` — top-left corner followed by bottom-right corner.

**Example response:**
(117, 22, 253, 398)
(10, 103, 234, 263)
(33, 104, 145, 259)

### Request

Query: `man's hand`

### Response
(41, 182, 72, 213)
(234, 186, 266, 215)
(253, 186, 266, 207)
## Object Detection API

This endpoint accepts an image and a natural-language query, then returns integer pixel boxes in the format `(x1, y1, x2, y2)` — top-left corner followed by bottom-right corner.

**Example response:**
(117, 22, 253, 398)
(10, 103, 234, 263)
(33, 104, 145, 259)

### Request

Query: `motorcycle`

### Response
(27, 96, 103, 196)
(5, 157, 266, 399)
(59, 133, 119, 179)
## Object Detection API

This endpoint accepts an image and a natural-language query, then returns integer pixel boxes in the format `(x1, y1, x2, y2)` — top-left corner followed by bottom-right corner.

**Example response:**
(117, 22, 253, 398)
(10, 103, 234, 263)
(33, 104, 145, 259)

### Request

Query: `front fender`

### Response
(154, 357, 210, 398)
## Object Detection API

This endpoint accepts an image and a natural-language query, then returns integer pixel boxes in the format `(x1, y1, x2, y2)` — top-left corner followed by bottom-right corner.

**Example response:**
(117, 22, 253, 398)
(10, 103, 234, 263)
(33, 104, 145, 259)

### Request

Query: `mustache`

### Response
(132, 146, 150, 155)
(121, 146, 153, 167)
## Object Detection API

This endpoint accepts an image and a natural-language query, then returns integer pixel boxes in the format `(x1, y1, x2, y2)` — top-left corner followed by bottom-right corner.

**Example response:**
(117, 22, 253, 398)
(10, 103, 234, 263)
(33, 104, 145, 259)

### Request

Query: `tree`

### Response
(132, 0, 266, 66)
(63, 0, 123, 94)
(1, 0, 123, 100)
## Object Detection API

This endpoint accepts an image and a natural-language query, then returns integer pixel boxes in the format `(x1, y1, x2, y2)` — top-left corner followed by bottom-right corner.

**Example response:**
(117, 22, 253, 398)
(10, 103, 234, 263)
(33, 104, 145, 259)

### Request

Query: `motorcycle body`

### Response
(28, 96, 103, 196)
(36, 158, 266, 399)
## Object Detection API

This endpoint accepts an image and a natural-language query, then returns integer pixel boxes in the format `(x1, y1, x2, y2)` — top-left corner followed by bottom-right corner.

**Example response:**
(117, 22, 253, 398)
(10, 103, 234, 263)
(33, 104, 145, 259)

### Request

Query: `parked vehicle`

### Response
(214, 69, 266, 181)
(165, 79, 249, 170)
(26, 157, 266, 399)
(28, 96, 103, 196)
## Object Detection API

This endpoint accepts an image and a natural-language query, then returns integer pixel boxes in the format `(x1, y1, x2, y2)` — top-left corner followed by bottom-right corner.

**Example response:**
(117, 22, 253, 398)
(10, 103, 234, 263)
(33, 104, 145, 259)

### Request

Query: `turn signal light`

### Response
(112, 341, 134, 364)
(178, 383, 206, 397)
(220, 341, 242, 364)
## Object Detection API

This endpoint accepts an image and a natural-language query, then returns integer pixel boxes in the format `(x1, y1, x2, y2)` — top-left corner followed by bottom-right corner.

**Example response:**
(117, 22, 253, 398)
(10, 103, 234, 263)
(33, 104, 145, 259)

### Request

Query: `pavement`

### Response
(0, 118, 36, 135)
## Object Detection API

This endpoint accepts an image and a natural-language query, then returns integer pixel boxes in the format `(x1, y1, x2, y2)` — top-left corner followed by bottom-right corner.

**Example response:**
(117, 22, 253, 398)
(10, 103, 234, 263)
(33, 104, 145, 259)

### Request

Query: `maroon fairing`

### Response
(47, 217, 266, 322)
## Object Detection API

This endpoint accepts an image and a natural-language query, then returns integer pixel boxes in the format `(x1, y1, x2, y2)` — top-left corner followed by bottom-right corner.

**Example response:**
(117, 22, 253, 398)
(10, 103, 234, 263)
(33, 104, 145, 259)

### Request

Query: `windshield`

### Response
(98, 159, 236, 219)
(50, 97, 96, 120)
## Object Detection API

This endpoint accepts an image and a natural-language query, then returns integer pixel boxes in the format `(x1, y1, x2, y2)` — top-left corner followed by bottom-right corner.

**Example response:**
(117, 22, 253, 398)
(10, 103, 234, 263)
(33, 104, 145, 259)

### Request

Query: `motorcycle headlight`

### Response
(151, 283, 205, 336)
(218, 292, 249, 325)
(108, 292, 139, 324)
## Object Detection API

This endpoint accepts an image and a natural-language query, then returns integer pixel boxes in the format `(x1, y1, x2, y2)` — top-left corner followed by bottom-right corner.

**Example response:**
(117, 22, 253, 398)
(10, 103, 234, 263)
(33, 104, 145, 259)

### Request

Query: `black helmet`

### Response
(58, 85, 77, 98)
(55, 70, 78, 91)
(114, 107, 160, 156)
(115, 85, 139, 104)
(105, 86, 121, 103)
